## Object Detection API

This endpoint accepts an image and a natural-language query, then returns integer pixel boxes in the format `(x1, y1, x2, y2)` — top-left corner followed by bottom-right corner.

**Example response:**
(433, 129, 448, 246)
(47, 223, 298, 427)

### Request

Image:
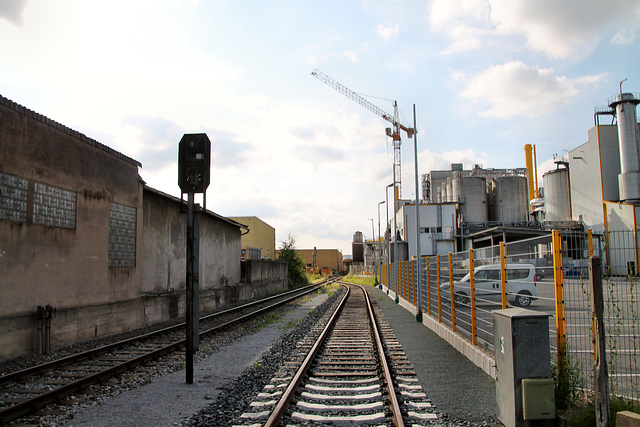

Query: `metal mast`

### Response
(311, 69, 414, 203)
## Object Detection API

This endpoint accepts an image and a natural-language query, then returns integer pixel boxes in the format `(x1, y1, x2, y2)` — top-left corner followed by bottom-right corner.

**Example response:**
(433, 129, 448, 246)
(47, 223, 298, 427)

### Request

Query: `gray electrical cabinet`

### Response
(494, 308, 555, 427)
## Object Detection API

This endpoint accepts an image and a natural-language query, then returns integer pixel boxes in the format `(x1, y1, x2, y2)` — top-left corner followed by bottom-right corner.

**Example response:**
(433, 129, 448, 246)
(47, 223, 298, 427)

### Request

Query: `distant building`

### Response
(228, 216, 276, 260)
(297, 248, 344, 273)
(352, 231, 364, 262)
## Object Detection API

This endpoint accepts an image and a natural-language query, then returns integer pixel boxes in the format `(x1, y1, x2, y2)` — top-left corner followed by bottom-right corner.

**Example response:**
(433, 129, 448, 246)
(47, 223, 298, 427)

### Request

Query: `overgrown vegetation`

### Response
(306, 272, 323, 283)
(341, 274, 376, 286)
(277, 233, 309, 287)
(554, 355, 640, 426)
(562, 396, 640, 426)
(553, 356, 584, 413)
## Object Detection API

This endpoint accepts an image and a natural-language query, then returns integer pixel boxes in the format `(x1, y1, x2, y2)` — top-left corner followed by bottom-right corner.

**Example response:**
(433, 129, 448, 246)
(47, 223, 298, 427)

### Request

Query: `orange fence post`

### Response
(500, 242, 508, 309)
(426, 256, 431, 316)
(410, 259, 414, 305)
(449, 253, 456, 332)
(437, 254, 442, 322)
(469, 248, 477, 346)
(553, 230, 567, 371)
(589, 229, 597, 362)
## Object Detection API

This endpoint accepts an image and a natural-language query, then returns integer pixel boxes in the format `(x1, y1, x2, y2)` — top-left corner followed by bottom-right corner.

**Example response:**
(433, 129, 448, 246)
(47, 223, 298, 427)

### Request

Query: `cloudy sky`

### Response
(1, 0, 639, 255)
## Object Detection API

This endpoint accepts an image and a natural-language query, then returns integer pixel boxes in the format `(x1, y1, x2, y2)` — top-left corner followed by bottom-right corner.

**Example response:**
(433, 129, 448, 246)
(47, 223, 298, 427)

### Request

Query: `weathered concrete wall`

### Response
(141, 188, 242, 294)
(241, 260, 288, 288)
(0, 96, 143, 359)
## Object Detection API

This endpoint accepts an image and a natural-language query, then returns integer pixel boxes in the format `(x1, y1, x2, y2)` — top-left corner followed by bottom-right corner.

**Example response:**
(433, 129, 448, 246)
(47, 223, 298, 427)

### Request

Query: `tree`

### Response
(278, 233, 309, 287)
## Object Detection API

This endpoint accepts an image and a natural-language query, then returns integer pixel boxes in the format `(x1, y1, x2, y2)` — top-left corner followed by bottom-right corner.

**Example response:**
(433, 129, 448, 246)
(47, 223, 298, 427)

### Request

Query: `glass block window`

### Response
(33, 182, 77, 229)
(0, 171, 28, 223)
(108, 202, 137, 267)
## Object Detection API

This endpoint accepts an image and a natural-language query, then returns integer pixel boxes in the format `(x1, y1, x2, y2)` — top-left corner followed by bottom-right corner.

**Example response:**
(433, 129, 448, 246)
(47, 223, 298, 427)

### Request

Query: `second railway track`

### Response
(234, 282, 438, 426)
(0, 280, 336, 424)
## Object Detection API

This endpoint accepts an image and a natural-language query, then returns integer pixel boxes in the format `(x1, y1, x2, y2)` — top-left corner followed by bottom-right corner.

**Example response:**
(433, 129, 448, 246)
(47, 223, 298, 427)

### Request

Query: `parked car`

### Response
(441, 263, 538, 307)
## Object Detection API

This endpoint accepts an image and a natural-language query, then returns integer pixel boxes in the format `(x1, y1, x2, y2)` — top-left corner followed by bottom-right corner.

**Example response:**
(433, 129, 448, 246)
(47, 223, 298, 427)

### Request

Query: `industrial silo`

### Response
(454, 175, 488, 223)
(610, 92, 640, 201)
(492, 176, 528, 223)
(543, 168, 571, 221)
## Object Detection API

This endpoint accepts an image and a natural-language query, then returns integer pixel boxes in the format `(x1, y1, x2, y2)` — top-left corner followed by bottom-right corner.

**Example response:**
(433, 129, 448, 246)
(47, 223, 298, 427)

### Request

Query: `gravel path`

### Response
(64, 291, 332, 426)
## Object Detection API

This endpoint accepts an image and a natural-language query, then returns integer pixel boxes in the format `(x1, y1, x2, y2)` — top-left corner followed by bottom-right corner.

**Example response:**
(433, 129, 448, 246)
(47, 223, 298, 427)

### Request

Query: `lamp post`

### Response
(385, 183, 394, 297)
(412, 104, 422, 321)
(377, 200, 385, 289)
(369, 218, 375, 279)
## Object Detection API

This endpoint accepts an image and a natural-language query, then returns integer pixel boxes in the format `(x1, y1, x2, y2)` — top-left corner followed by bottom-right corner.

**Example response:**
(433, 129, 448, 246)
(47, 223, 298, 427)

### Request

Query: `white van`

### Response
(442, 263, 538, 307)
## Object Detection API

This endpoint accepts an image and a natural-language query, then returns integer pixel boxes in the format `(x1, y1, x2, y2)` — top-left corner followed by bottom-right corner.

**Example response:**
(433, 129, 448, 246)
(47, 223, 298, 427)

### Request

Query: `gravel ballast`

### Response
(7, 283, 500, 426)
(64, 289, 337, 426)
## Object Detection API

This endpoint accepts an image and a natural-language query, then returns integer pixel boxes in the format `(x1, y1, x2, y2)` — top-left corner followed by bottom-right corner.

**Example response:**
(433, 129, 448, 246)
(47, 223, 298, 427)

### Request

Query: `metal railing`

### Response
(380, 229, 640, 401)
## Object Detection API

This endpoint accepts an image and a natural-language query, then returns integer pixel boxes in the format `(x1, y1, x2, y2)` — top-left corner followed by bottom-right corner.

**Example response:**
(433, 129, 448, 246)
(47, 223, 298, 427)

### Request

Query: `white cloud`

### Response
(459, 61, 606, 118)
(611, 28, 637, 45)
(0, 0, 27, 25)
(429, 0, 640, 58)
(343, 50, 359, 62)
(376, 22, 399, 40)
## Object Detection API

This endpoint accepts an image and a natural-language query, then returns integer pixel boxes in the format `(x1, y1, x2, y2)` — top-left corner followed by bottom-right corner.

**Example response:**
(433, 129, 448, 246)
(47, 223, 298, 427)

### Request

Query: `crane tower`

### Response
(311, 69, 414, 204)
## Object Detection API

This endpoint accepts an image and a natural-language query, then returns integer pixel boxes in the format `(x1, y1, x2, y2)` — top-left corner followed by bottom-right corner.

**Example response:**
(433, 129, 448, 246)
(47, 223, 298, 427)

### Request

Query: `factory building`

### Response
(563, 91, 640, 274)
(228, 216, 276, 260)
(0, 94, 284, 360)
(391, 87, 640, 276)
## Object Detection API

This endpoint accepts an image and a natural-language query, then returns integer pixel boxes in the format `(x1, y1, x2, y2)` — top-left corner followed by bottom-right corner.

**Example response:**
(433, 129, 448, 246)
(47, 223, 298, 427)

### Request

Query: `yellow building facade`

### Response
(228, 216, 276, 260)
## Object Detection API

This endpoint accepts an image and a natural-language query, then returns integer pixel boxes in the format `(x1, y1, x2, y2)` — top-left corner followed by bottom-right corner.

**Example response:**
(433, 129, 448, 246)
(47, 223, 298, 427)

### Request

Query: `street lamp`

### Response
(412, 104, 422, 321)
(385, 183, 394, 296)
(377, 200, 385, 289)
(369, 218, 375, 278)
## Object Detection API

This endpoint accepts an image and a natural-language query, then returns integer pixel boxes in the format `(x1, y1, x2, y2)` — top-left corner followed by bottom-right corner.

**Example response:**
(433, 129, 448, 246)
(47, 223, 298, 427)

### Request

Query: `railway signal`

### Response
(178, 133, 211, 384)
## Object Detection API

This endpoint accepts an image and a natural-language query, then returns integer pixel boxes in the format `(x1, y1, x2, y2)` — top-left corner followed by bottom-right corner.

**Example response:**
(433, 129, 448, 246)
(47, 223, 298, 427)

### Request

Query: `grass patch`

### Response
(306, 273, 324, 283)
(321, 282, 341, 297)
(250, 312, 284, 332)
(341, 274, 376, 286)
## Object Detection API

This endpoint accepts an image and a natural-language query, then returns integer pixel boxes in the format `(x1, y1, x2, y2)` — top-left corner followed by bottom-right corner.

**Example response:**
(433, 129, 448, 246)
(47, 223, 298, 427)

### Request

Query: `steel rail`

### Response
(0, 281, 324, 387)
(0, 280, 331, 424)
(264, 282, 406, 426)
(363, 283, 405, 426)
(264, 283, 350, 427)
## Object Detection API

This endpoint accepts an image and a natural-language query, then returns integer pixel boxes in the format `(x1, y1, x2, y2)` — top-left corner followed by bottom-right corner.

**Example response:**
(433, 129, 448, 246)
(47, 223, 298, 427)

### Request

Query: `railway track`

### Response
(234, 282, 438, 426)
(0, 280, 335, 424)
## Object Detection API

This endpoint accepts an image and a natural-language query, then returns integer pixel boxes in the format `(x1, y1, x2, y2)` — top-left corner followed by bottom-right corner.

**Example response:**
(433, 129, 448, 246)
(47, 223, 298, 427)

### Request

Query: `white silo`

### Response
(454, 175, 488, 223)
(609, 90, 640, 201)
(543, 168, 571, 221)
(492, 176, 528, 223)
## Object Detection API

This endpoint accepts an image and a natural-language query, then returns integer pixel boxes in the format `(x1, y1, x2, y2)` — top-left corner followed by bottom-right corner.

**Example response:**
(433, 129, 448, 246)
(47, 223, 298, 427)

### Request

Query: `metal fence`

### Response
(380, 229, 640, 401)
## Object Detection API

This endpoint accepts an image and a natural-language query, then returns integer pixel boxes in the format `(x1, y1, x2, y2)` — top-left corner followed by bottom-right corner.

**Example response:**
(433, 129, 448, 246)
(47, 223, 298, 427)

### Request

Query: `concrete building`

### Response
(395, 203, 458, 258)
(228, 216, 276, 260)
(0, 95, 144, 358)
(0, 94, 285, 360)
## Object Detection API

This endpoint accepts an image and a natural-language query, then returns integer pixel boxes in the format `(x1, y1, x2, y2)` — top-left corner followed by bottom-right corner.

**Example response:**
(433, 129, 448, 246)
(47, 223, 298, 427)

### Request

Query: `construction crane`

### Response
(311, 69, 414, 202)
